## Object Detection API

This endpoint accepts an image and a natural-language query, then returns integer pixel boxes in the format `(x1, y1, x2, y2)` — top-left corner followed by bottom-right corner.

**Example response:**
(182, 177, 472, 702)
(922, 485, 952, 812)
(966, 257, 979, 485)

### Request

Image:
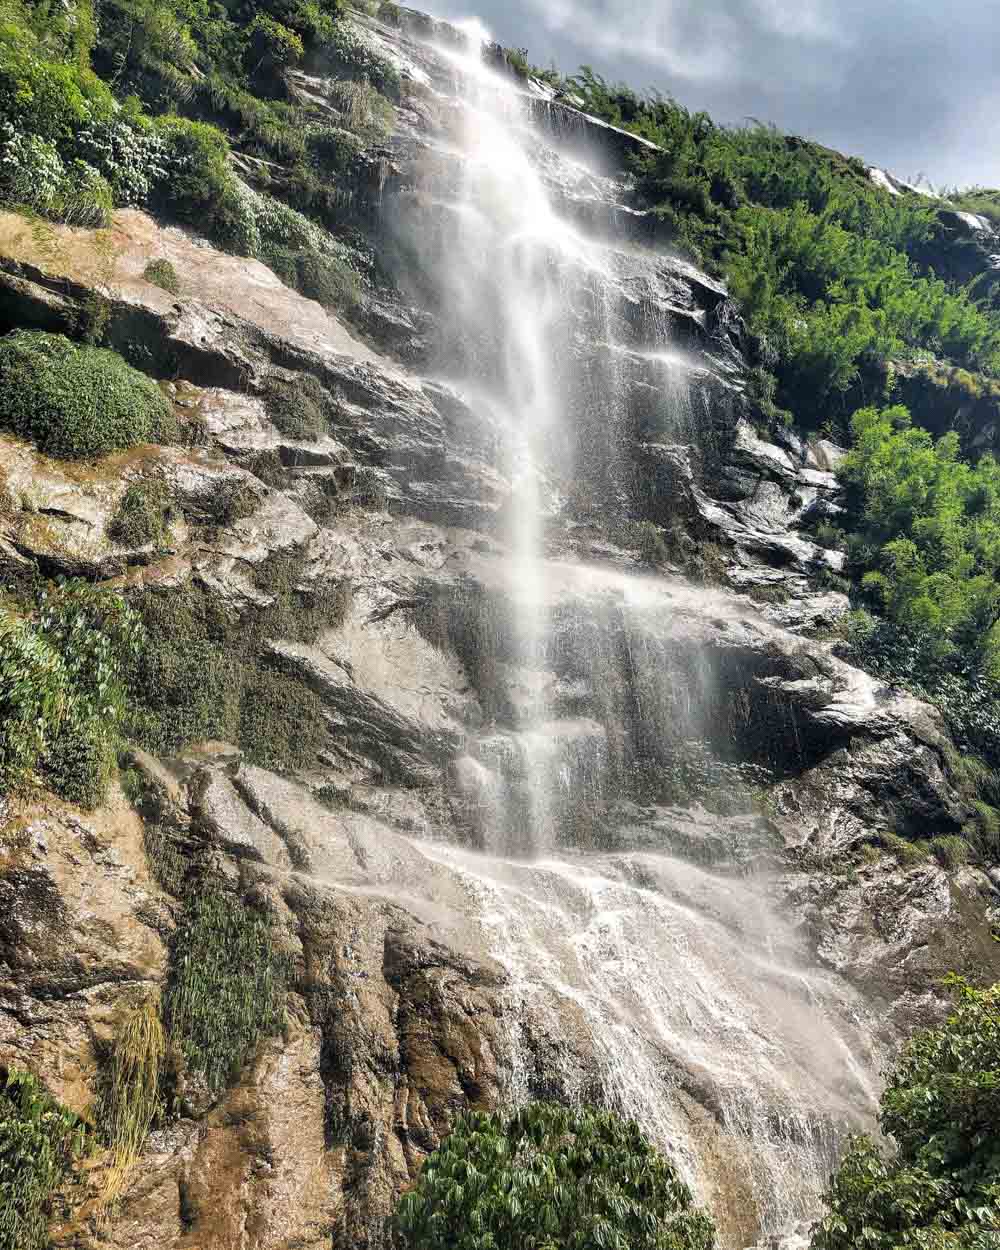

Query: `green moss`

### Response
(127, 570, 348, 768)
(263, 372, 329, 440)
(0, 1067, 91, 1250)
(40, 713, 116, 807)
(107, 480, 173, 547)
(142, 258, 180, 295)
(238, 666, 327, 770)
(164, 883, 289, 1094)
(0, 332, 172, 460)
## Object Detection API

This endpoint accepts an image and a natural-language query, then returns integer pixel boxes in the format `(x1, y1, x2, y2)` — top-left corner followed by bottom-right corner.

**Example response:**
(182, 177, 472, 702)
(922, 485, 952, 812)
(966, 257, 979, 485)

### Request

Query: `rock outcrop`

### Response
(3, 11, 1000, 1250)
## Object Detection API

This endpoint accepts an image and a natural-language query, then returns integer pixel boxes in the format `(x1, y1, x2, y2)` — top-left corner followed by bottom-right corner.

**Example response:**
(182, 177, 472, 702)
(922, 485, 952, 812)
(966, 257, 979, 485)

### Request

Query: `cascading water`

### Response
(361, 16, 885, 1243)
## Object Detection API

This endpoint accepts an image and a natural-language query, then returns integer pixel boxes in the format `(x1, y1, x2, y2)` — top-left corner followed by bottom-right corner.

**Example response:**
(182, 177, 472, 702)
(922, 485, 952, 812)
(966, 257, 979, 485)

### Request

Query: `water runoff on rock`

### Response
(372, 17, 882, 1242)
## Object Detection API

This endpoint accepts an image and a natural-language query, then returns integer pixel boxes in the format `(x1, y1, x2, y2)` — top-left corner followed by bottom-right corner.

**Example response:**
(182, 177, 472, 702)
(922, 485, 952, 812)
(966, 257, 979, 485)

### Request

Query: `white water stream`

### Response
(375, 21, 883, 1242)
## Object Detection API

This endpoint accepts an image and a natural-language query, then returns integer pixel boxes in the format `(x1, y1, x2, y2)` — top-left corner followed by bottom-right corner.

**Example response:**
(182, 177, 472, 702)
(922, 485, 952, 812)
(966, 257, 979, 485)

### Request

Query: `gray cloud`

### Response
(425, 0, 1000, 188)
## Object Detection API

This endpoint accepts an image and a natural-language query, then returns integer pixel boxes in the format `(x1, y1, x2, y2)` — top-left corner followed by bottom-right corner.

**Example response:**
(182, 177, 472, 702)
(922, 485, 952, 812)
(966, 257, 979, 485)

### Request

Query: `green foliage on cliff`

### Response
(126, 573, 340, 771)
(0, 331, 173, 459)
(107, 479, 174, 548)
(0, 0, 378, 301)
(0, 579, 142, 806)
(0, 1067, 91, 1250)
(164, 884, 289, 1094)
(838, 404, 1000, 661)
(395, 1102, 716, 1250)
(95, 988, 165, 1207)
(813, 978, 1000, 1250)
(565, 71, 1000, 427)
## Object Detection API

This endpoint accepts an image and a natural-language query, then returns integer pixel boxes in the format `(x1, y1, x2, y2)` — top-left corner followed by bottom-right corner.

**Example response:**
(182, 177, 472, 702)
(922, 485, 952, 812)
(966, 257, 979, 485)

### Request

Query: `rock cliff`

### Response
(3, 10, 1000, 1250)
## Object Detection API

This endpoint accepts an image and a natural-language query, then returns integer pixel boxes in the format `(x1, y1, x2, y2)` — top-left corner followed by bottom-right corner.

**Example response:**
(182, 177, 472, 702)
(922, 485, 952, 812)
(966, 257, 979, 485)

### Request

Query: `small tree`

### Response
(813, 978, 1000, 1250)
(394, 1101, 716, 1250)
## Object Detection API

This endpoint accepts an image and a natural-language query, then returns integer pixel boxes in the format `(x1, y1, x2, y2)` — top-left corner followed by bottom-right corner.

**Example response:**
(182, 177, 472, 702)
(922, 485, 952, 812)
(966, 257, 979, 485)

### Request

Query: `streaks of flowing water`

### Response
(407, 837, 879, 1232)
(377, 19, 880, 1239)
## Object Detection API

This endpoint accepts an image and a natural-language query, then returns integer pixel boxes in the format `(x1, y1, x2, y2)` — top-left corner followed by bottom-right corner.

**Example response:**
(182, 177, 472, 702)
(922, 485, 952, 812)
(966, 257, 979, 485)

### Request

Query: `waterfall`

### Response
(372, 18, 883, 1243)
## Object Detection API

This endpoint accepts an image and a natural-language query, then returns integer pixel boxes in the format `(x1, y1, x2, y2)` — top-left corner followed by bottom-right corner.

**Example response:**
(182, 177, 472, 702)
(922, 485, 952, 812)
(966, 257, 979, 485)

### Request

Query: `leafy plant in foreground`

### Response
(394, 1101, 716, 1250)
(0, 1067, 90, 1250)
(813, 978, 1000, 1250)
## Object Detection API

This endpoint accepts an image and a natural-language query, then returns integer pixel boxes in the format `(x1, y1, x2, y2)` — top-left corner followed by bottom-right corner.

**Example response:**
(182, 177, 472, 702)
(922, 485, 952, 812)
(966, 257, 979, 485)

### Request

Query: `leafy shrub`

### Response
(0, 123, 67, 213)
(107, 479, 174, 547)
(813, 978, 1000, 1250)
(142, 257, 180, 294)
(839, 404, 1000, 666)
(0, 580, 141, 805)
(395, 1102, 716, 1250)
(305, 122, 364, 173)
(164, 884, 288, 1094)
(244, 13, 304, 72)
(95, 988, 164, 1206)
(154, 115, 233, 224)
(0, 609, 69, 795)
(0, 331, 173, 459)
(296, 249, 360, 310)
(0, 1067, 90, 1250)
(0, 39, 113, 144)
(73, 114, 169, 207)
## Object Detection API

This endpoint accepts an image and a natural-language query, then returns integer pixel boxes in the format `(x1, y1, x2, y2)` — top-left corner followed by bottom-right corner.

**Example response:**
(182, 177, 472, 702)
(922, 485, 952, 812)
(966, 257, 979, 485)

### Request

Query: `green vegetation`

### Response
(839, 404, 1000, 663)
(813, 977, 1000, 1250)
(0, 579, 141, 806)
(0, 0, 382, 305)
(263, 370, 334, 439)
(107, 479, 174, 547)
(0, 331, 173, 459)
(95, 988, 165, 1206)
(126, 569, 344, 769)
(0, 1067, 90, 1250)
(142, 257, 180, 294)
(395, 1101, 715, 1250)
(561, 75, 1000, 428)
(163, 883, 288, 1094)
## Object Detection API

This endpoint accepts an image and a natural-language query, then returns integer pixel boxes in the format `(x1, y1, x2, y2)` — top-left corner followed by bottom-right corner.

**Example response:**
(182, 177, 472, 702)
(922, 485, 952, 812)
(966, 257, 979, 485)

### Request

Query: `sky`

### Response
(424, 0, 1000, 190)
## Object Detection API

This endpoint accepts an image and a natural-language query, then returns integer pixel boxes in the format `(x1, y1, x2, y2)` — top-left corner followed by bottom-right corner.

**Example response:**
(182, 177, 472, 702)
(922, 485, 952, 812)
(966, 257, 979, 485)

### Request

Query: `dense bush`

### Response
(0, 1067, 90, 1250)
(563, 70, 1000, 424)
(142, 257, 180, 294)
(0, 332, 173, 459)
(395, 1101, 716, 1250)
(154, 115, 233, 223)
(317, 24, 400, 97)
(0, 580, 141, 806)
(813, 978, 1000, 1250)
(838, 404, 1000, 663)
(163, 884, 288, 1093)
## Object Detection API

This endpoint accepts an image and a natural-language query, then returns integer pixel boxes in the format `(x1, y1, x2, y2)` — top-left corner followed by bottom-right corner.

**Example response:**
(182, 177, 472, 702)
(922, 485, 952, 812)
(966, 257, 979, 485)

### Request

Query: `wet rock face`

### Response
(3, 11, 1000, 1250)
